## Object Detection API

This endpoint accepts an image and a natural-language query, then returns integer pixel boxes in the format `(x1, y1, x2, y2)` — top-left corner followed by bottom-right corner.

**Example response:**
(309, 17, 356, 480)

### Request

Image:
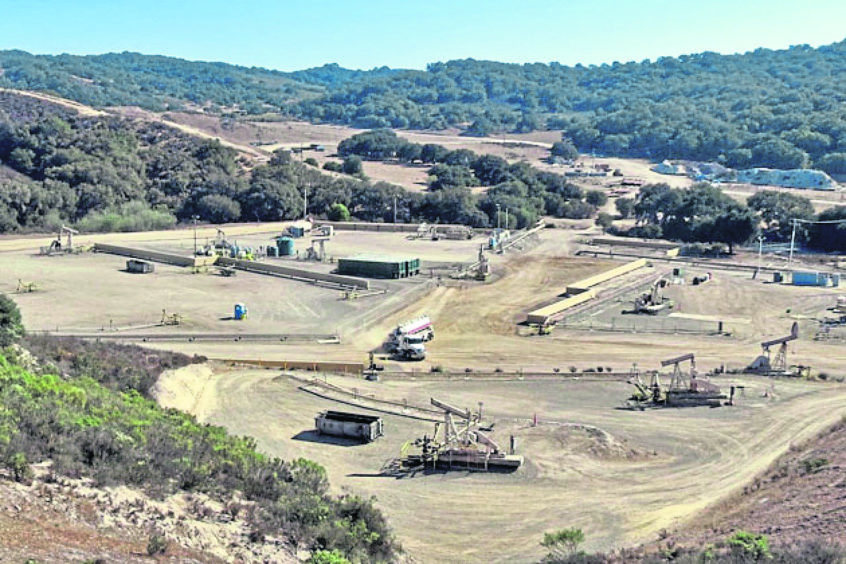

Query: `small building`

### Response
(337, 254, 420, 279)
(315, 411, 383, 443)
(126, 259, 154, 274)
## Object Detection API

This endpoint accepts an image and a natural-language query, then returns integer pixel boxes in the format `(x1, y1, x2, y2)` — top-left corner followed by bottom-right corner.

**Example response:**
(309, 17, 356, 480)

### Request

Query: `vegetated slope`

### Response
(667, 415, 846, 549)
(0, 335, 397, 562)
(0, 50, 322, 112)
(4, 41, 846, 171)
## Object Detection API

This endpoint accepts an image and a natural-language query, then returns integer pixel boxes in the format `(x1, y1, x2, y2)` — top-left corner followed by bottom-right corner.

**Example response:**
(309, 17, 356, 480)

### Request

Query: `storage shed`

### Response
(337, 254, 420, 279)
(126, 259, 154, 274)
(315, 411, 383, 442)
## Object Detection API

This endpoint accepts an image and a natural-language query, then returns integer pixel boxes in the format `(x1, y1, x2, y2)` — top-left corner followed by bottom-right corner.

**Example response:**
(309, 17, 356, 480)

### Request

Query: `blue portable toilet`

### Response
(234, 303, 247, 320)
(277, 237, 295, 256)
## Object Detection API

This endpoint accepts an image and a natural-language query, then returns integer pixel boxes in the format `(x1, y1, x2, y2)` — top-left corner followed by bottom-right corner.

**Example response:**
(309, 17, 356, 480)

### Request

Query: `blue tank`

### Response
(277, 237, 295, 256)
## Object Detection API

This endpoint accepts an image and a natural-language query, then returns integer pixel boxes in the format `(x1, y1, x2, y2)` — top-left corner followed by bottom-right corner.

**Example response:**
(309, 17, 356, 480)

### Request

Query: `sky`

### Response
(2, 0, 845, 71)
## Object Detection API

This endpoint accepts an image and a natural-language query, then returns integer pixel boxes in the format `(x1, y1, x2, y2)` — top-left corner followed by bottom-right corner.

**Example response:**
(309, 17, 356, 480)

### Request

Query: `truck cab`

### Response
(397, 334, 426, 361)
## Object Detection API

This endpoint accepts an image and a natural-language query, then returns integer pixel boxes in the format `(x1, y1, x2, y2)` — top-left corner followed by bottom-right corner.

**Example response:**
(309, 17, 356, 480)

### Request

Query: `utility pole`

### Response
(393, 194, 397, 224)
(192, 216, 199, 256)
(788, 219, 797, 264)
(505, 208, 509, 230)
(757, 234, 765, 272)
(496, 203, 501, 230)
(303, 183, 308, 220)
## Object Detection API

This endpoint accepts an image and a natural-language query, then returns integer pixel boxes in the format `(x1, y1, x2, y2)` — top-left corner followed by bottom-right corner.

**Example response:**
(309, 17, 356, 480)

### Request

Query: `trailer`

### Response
(315, 411, 383, 443)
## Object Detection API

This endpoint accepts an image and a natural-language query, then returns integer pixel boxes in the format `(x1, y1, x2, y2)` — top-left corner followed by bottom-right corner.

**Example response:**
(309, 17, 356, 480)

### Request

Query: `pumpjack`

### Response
(390, 397, 523, 474)
(747, 322, 800, 375)
(627, 353, 729, 409)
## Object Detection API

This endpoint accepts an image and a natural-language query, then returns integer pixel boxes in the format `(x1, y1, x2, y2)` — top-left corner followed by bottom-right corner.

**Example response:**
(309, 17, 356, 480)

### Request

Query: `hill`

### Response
(3, 42, 846, 171)
(0, 331, 397, 562)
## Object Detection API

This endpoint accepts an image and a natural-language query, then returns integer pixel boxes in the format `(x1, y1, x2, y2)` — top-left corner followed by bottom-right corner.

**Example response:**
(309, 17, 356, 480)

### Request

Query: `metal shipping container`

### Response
(792, 271, 820, 286)
(315, 411, 383, 442)
(337, 254, 420, 279)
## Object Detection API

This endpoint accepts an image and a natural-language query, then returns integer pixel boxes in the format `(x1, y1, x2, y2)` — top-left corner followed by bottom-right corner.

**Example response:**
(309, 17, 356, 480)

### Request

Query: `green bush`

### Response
(727, 531, 771, 561)
(801, 457, 829, 474)
(77, 202, 176, 233)
(0, 293, 24, 347)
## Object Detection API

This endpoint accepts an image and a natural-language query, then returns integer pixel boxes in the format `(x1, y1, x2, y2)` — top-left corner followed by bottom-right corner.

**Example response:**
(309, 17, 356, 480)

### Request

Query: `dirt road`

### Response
(157, 366, 846, 563)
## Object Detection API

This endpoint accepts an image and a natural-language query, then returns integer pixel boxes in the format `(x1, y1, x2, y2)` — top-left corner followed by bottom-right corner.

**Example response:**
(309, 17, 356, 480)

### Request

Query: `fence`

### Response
(562, 315, 733, 335)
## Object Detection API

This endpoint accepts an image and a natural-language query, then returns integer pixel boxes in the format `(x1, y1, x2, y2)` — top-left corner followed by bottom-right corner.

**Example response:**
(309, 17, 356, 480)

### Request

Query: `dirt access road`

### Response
(158, 365, 846, 563)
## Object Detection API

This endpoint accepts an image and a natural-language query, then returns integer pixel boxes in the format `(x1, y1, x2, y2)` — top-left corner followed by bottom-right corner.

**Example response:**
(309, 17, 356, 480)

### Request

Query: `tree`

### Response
(550, 139, 579, 161)
(541, 528, 585, 559)
(342, 155, 363, 176)
(809, 206, 846, 252)
(816, 153, 846, 175)
(196, 194, 241, 224)
(427, 164, 476, 191)
(634, 183, 682, 225)
(420, 143, 450, 164)
(471, 154, 511, 186)
(585, 190, 608, 208)
(747, 190, 814, 242)
(615, 197, 635, 219)
(0, 293, 24, 347)
(595, 212, 614, 230)
(328, 203, 350, 222)
(709, 208, 757, 254)
(464, 117, 493, 137)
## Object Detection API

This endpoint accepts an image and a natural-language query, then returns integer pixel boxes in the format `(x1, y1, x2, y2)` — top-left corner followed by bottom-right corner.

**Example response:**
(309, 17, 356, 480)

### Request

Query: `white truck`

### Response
(387, 315, 434, 361)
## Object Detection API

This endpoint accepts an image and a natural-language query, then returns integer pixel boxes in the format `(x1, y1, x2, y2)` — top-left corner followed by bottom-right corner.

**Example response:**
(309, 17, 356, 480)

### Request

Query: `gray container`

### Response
(315, 411, 383, 442)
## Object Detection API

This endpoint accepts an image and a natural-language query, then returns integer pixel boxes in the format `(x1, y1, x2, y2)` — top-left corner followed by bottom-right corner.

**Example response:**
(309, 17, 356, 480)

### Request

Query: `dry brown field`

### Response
(156, 366, 846, 563)
(3, 215, 845, 563)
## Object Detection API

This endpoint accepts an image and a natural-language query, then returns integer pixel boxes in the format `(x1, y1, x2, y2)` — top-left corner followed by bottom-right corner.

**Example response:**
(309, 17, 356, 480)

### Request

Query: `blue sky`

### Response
(3, 0, 845, 71)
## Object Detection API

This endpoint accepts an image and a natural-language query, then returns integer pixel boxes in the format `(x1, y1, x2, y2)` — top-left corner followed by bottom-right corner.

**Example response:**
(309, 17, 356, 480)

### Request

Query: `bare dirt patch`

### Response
(158, 366, 846, 563)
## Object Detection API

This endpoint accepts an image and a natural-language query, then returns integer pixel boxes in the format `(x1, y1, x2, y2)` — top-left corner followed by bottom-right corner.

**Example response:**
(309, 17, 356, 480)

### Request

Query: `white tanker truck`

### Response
(387, 315, 434, 361)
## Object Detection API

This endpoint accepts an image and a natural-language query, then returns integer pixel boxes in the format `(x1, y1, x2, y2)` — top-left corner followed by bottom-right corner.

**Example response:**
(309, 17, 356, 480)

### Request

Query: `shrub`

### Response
(542, 527, 585, 558)
(727, 531, 770, 561)
(0, 293, 24, 347)
(801, 457, 829, 474)
(77, 202, 176, 233)
(308, 550, 351, 564)
(328, 203, 351, 222)
(146, 533, 168, 556)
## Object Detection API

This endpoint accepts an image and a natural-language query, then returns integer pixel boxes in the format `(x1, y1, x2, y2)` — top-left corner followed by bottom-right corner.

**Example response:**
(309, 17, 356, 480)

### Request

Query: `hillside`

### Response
(3, 42, 846, 171)
(0, 333, 397, 562)
(667, 416, 846, 548)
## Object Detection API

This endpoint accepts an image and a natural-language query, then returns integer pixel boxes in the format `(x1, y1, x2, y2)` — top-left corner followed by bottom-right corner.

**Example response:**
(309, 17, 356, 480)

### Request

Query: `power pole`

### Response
(788, 219, 797, 264)
(757, 234, 765, 272)
(393, 194, 397, 224)
(192, 216, 199, 256)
